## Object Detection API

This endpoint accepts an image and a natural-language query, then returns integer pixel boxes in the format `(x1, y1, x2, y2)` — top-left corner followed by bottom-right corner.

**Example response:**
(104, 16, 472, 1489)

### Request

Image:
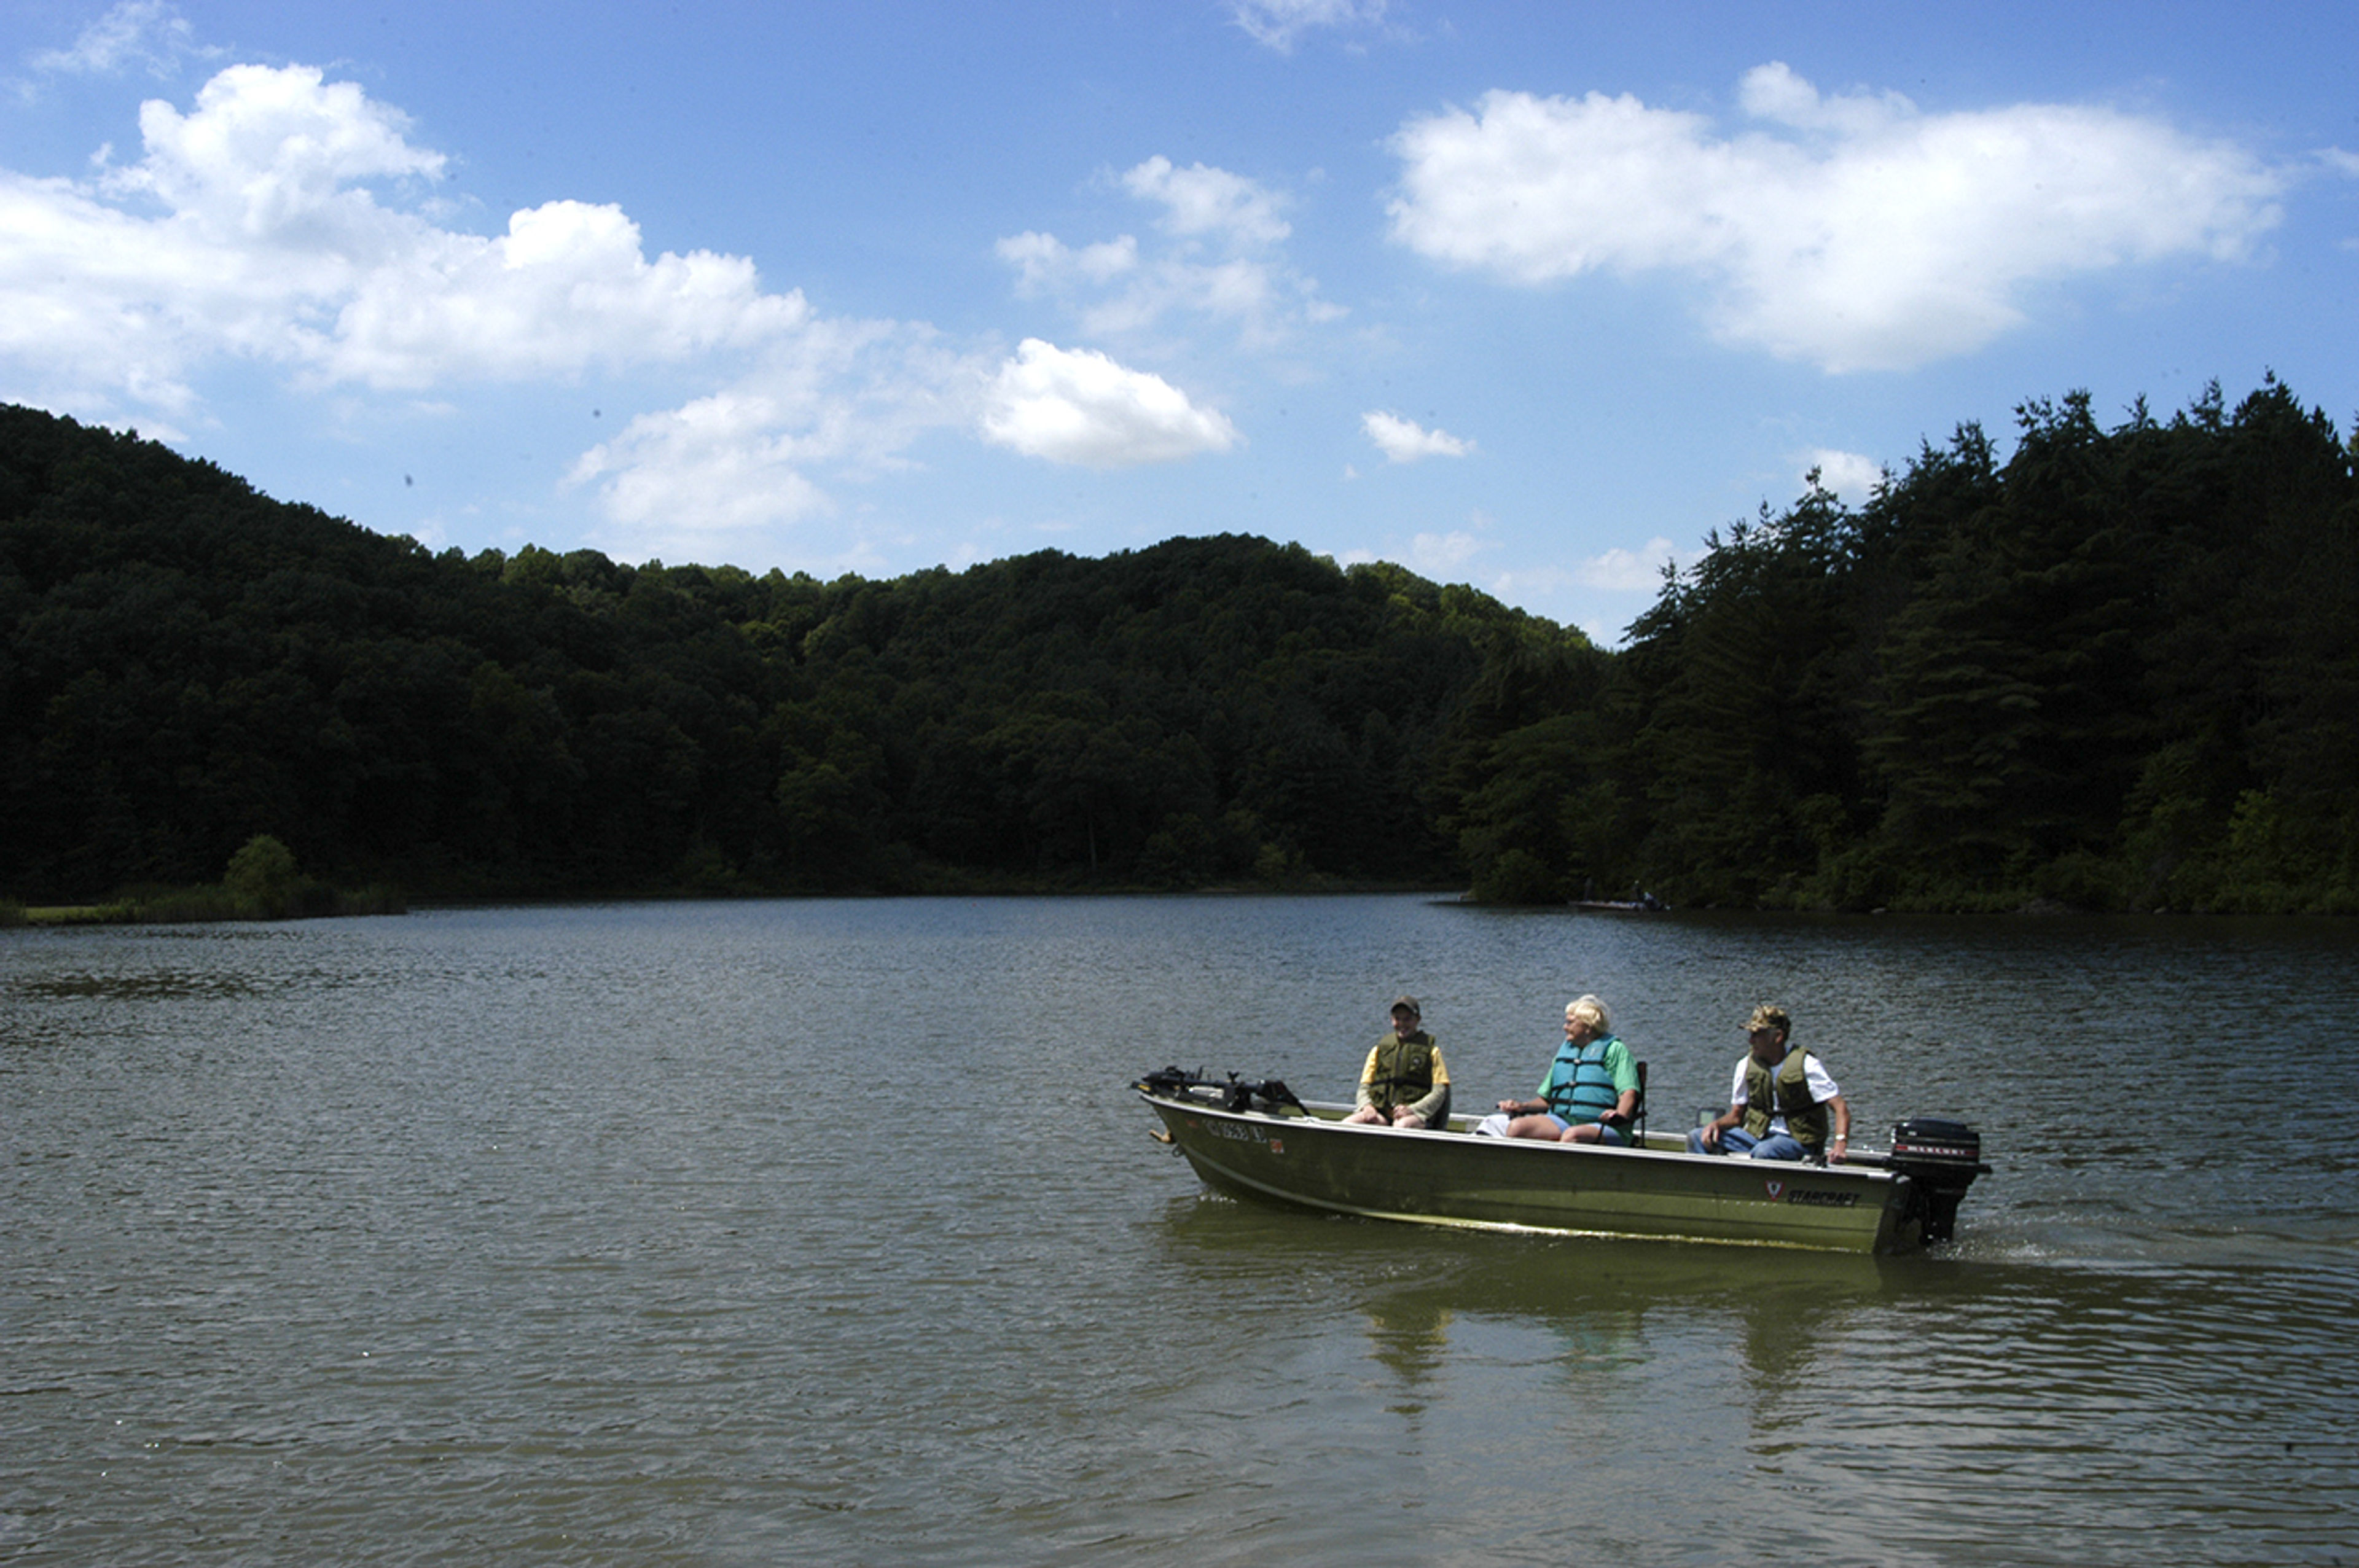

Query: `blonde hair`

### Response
(1565, 994, 1611, 1034)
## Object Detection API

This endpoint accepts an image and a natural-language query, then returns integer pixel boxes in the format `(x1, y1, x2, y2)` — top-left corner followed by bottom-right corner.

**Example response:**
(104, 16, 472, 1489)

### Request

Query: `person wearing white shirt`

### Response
(1687, 1004, 1851, 1163)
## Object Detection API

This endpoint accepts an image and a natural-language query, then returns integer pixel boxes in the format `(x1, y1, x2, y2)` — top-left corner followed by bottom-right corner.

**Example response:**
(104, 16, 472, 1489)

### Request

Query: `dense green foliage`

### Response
(1, 404, 1565, 900)
(1441, 379, 2359, 911)
(6, 383, 2353, 912)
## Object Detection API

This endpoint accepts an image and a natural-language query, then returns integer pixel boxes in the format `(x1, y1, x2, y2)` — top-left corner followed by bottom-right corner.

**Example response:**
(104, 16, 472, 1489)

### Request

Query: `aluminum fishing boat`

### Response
(1134, 1068, 1989, 1254)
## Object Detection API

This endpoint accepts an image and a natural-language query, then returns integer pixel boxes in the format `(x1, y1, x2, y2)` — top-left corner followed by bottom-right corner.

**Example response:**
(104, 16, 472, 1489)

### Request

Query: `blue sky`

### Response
(4, 1, 2353, 642)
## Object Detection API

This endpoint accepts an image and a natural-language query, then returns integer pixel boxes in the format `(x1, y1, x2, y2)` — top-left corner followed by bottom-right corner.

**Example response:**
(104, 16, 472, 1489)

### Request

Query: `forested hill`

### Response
(0, 403, 1576, 900)
(1441, 378, 2358, 913)
(5, 381, 2355, 913)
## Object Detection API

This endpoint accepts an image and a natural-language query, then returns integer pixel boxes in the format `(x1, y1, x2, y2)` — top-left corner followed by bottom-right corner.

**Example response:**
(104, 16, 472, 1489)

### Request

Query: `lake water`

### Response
(4, 896, 2357, 1566)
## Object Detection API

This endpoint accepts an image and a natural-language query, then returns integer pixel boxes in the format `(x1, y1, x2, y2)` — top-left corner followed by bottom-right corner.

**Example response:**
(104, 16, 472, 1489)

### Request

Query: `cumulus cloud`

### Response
(0, 62, 816, 415)
(1123, 155, 1291, 246)
(996, 156, 1338, 346)
(0, 58, 985, 556)
(320, 200, 807, 388)
(566, 318, 984, 561)
(1387, 62, 2286, 370)
(122, 63, 447, 221)
(980, 338, 1240, 467)
(573, 391, 834, 539)
(1231, 0, 1387, 52)
(1804, 448, 1885, 504)
(1363, 410, 1472, 462)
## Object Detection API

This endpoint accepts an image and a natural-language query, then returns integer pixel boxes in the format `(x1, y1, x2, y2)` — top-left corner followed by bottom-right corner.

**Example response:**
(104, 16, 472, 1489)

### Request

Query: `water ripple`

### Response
(6, 902, 2357, 1565)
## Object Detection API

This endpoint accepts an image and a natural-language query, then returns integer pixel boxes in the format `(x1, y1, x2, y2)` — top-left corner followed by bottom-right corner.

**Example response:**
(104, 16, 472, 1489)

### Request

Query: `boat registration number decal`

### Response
(1785, 1188, 1858, 1207)
(1191, 1120, 1287, 1155)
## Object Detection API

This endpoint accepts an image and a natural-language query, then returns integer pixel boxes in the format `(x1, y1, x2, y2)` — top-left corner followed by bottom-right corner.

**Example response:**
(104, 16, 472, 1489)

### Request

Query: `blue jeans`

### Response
(1687, 1126, 1805, 1160)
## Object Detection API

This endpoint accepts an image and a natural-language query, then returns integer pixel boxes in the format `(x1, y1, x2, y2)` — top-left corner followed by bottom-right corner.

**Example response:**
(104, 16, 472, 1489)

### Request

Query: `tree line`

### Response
(3, 380, 2352, 913)
(1439, 377, 2359, 912)
(0, 402, 1554, 900)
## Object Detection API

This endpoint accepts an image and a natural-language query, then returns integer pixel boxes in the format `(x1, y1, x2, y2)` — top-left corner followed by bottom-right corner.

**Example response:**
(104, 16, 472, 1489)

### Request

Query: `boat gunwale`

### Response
(1138, 1085, 1904, 1178)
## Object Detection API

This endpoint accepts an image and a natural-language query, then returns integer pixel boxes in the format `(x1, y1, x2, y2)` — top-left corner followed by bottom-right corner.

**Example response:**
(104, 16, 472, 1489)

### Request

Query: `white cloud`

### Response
(27, 1, 209, 81)
(980, 338, 1240, 467)
(1387, 63, 2285, 371)
(115, 62, 446, 229)
(1363, 410, 1472, 462)
(1576, 537, 1686, 593)
(996, 157, 1336, 347)
(0, 64, 453, 412)
(1123, 155, 1291, 246)
(573, 391, 834, 540)
(1469, 534, 1693, 642)
(1407, 528, 1487, 575)
(1087, 256, 1284, 340)
(0, 60, 1004, 563)
(0, 63, 815, 412)
(1736, 58, 1911, 136)
(566, 318, 982, 561)
(1324, 527, 1487, 584)
(1804, 448, 1885, 504)
(1231, 0, 1387, 52)
(997, 230, 1139, 292)
(321, 200, 806, 388)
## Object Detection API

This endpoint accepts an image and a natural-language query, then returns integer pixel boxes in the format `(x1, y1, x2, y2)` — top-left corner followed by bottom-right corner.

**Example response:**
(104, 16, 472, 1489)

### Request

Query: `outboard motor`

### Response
(1887, 1118, 1990, 1244)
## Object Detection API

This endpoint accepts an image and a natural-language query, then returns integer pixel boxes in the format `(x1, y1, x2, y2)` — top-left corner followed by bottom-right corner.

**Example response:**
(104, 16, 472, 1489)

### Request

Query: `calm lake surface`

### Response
(5, 895, 2357, 1566)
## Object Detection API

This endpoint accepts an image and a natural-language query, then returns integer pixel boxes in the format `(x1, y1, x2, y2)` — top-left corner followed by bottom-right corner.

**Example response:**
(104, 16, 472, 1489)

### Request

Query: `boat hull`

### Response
(1140, 1090, 1923, 1254)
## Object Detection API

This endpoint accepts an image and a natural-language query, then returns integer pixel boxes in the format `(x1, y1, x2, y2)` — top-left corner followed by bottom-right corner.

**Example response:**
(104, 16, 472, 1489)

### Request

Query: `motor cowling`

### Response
(1887, 1117, 1989, 1244)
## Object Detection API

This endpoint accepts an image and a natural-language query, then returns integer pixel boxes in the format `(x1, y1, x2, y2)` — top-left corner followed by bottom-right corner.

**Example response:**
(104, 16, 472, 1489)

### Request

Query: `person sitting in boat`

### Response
(1342, 996, 1452, 1129)
(1474, 994, 1640, 1144)
(1687, 1004, 1852, 1162)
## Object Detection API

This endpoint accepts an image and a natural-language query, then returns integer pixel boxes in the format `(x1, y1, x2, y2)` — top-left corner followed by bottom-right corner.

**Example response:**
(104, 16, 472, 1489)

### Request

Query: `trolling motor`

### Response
(1134, 1066, 1308, 1117)
(1882, 1118, 1990, 1244)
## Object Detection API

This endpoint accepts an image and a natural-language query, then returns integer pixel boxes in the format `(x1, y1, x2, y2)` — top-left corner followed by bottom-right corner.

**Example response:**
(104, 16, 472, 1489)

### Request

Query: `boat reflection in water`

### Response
(1135, 1067, 1990, 1255)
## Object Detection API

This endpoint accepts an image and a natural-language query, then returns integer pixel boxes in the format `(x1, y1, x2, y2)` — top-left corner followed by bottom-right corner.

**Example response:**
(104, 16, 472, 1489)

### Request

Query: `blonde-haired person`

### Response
(1475, 995, 1640, 1144)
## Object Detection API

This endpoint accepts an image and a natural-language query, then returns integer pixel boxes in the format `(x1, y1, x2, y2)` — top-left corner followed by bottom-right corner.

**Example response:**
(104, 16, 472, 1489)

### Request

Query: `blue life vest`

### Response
(1543, 1034, 1625, 1124)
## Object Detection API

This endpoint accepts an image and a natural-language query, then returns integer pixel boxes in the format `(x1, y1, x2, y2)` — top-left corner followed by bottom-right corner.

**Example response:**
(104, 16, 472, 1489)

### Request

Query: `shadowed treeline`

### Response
(1444, 378, 2359, 911)
(4, 381, 2353, 912)
(0, 404, 1546, 900)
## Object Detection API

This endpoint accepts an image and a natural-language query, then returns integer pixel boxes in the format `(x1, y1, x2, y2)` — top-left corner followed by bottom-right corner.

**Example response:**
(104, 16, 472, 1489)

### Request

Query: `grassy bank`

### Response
(2, 836, 406, 927)
(6, 886, 407, 927)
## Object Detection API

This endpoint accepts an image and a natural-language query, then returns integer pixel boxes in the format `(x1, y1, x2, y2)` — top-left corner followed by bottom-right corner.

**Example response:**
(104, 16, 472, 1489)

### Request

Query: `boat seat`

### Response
(1600, 1060, 1648, 1147)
